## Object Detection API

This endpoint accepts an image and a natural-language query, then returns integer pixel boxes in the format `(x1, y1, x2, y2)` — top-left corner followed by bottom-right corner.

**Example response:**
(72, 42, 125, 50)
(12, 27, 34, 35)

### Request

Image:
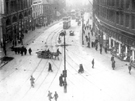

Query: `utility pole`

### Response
(63, 31, 67, 93)
(57, 31, 71, 93)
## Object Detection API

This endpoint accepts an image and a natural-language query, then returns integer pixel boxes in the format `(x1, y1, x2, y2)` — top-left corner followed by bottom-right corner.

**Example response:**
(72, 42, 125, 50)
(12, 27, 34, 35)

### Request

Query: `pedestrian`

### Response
(30, 75, 35, 87)
(128, 65, 132, 74)
(95, 44, 98, 51)
(111, 55, 114, 62)
(47, 91, 53, 101)
(48, 62, 53, 72)
(104, 47, 107, 53)
(14, 47, 17, 54)
(87, 41, 90, 48)
(28, 48, 32, 55)
(78, 64, 84, 73)
(59, 74, 64, 86)
(100, 48, 102, 54)
(112, 60, 115, 70)
(92, 59, 94, 68)
(53, 91, 58, 101)
(24, 47, 27, 55)
(21, 47, 23, 56)
(18, 47, 21, 54)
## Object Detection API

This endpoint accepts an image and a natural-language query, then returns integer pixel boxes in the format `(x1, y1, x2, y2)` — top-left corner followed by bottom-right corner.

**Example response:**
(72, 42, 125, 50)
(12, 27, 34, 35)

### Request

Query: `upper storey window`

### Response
(116, 0, 120, 8)
(108, 0, 114, 7)
(10, 0, 17, 13)
(125, 0, 130, 9)
(132, 0, 135, 10)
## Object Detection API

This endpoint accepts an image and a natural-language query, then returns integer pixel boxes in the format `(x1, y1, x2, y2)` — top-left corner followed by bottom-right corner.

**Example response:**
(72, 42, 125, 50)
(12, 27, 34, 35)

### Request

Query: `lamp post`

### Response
(63, 31, 67, 93)
(57, 31, 71, 93)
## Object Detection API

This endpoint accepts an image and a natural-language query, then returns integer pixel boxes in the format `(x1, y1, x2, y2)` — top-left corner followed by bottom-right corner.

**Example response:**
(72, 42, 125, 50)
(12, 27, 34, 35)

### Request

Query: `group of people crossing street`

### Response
(47, 91, 58, 101)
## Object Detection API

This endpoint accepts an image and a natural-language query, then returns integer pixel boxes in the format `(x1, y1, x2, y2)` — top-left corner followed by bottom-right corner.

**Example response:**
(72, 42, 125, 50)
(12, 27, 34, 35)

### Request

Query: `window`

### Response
(125, 0, 130, 9)
(131, 15, 135, 29)
(125, 13, 129, 27)
(120, 12, 124, 25)
(132, 0, 135, 10)
(116, 11, 120, 24)
(6, 1, 9, 14)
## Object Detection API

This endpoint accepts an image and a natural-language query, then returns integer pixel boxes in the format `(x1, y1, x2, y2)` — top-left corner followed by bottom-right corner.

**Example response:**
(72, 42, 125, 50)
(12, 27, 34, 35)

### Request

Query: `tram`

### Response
(63, 17, 71, 29)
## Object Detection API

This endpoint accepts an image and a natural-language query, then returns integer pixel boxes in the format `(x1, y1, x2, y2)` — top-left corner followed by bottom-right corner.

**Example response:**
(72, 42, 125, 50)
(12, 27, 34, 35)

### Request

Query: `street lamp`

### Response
(58, 31, 68, 93)
(63, 31, 67, 93)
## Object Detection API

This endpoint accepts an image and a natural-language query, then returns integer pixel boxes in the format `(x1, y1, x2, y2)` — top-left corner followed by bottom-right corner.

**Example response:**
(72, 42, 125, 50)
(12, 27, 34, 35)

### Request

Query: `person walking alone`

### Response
(28, 48, 32, 55)
(92, 59, 94, 68)
(30, 75, 35, 87)
(112, 60, 115, 70)
(53, 91, 58, 101)
(48, 62, 53, 72)
(128, 65, 132, 74)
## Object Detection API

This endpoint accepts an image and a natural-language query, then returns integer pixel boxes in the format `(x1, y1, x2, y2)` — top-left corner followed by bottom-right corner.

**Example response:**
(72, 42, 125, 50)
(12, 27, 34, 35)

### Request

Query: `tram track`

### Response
(31, 29, 64, 99)
(65, 48, 114, 100)
(0, 24, 62, 83)
(20, 26, 63, 100)
(6, 25, 62, 101)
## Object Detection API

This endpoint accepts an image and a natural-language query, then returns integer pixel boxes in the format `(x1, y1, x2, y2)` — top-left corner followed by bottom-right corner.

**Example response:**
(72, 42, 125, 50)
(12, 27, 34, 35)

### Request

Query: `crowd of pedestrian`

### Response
(12, 46, 32, 56)
(82, 18, 133, 74)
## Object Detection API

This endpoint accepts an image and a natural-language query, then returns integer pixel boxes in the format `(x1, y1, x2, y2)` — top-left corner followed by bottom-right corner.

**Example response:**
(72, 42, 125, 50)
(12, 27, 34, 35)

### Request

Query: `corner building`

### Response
(93, 0, 135, 67)
(2, 0, 32, 46)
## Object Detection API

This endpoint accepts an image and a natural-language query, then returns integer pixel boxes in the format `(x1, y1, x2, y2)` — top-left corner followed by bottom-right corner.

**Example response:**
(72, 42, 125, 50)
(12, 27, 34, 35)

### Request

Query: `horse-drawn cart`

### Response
(36, 51, 51, 59)
(36, 49, 61, 59)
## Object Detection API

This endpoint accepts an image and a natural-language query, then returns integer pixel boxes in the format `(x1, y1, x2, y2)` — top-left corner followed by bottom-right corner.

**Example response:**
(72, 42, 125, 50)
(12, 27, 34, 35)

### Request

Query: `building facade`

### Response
(32, 0, 45, 29)
(93, 0, 135, 66)
(42, 0, 55, 25)
(1, 0, 32, 48)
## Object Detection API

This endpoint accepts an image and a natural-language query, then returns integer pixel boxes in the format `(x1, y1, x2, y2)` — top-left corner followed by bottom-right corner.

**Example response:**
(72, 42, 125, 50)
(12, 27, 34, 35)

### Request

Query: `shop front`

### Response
(130, 46, 135, 68)
(12, 23, 18, 46)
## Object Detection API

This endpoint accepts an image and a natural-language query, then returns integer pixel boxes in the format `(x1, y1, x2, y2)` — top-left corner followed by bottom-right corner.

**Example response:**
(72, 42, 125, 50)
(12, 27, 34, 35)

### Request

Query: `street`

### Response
(0, 16, 135, 101)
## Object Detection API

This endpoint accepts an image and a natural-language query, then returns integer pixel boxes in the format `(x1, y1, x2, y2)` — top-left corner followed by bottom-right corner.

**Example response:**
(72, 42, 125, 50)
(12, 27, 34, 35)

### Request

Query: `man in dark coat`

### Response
(59, 74, 63, 86)
(128, 65, 132, 74)
(112, 60, 115, 70)
(92, 59, 94, 68)
(30, 75, 35, 87)
(48, 62, 53, 72)
(21, 47, 23, 56)
(100, 48, 102, 54)
(111, 56, 114, 62)
(28, 48, 32, 55)
(24, 47, 27, 55)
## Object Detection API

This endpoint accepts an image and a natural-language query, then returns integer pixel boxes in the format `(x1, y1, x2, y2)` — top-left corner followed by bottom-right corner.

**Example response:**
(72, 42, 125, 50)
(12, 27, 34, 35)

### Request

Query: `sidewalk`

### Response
(80, 15, 134, 75)
(0, 20, 61, 68)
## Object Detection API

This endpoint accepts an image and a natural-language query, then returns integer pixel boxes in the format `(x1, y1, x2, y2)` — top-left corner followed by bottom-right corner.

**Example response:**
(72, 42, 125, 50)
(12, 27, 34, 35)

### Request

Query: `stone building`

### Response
(32, 0, 45, 29)
(93, 0, 135, 66)
(1, 0, 33, 47)
(0, 0, 32, 59)
(42, 0, 55, 25)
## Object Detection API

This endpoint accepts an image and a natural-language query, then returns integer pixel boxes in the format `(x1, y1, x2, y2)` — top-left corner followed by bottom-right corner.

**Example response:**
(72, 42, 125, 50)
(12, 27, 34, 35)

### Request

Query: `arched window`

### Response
(6, 18, 11, 26)
(24, 12, 27, 17)
(19, 14, 23, 20)
(12, 16, 17, 23)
